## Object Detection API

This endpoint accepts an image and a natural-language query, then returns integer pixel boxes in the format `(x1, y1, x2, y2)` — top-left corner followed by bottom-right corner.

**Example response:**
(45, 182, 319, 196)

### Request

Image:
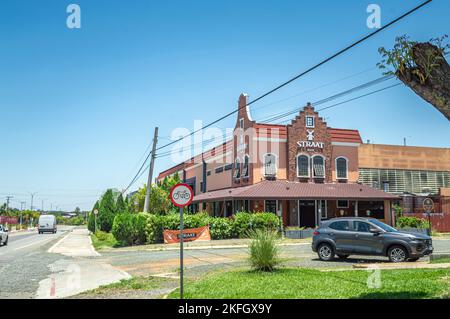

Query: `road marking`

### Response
(48, 232, 72, 253)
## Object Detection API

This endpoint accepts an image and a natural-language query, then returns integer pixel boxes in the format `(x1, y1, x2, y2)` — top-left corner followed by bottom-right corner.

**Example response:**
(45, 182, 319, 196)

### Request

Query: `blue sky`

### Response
(1, 0, 449, 211)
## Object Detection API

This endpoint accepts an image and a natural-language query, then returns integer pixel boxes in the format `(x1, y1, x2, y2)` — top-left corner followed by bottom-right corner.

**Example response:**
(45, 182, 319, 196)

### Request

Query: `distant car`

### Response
(0, 225, 9, 246)
(38, 215, 57, 234)
(312, 217, 433, 263)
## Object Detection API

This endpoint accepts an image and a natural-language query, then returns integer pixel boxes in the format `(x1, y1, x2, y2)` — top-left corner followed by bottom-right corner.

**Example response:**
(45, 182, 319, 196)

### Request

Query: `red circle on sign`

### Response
(169, 183, 194, 208)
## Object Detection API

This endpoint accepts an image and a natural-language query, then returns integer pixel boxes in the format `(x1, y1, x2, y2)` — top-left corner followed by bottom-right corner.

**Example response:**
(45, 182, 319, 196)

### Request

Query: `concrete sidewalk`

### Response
(37, 228, 130, 299)
(101, 237, 313, 253)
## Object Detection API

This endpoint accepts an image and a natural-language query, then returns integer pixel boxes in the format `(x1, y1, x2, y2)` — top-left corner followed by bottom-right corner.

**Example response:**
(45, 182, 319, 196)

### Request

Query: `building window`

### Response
(265, 200, 277, 214)
(336, 157, 348, 179)
(243, 155, 250, 178)
(239, 118, 244, 129)
(264, 154, 277, 177)
(318, 200, 327, 220)
(233, 159, 241, 179)
(383, 181, 389, 192)
(297, 155, 309, 177)
(215, 166, 224, 174)
(207, 170, 211, 176)
(313, 155, 325, 178)
(306, 116, 315, 128)
(337, 200, 349, 208)
(224, 163, 233, 171)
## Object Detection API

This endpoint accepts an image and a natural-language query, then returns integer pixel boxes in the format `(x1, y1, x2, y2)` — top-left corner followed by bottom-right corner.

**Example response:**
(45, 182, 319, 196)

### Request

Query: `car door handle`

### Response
(355, 234, 359, 238)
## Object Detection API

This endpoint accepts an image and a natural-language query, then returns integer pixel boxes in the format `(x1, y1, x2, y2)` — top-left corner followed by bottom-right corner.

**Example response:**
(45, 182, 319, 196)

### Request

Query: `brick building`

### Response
(157, 94, 450, 230)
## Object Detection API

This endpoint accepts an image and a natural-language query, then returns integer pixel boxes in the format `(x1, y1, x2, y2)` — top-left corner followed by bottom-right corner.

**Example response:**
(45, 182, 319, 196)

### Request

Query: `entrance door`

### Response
(299, 200, 316, 228)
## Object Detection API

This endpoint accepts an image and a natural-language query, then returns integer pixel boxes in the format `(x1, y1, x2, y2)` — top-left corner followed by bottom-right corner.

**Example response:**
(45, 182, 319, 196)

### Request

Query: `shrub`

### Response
(233, 212, 253, 238)
(233, 212, 281, 238)
(184, 212, 209, 229)
(134, 213, 149, 244)
(112, 213, 135, 246)
(248, 229, 280, 272)
(397, 216, 430, 229)
(207, 217, 234, 240)
(142, 213, 164, 244)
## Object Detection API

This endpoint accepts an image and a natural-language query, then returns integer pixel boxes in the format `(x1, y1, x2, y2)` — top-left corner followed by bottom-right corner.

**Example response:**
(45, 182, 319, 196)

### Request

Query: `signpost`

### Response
(423, 198, 434, 235)
(93, 209, 99, 233)
(169, 183, 194, 300)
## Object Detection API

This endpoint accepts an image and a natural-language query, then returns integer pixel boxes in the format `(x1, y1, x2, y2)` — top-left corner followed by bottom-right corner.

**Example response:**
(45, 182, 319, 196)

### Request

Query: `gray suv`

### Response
(312, 217, 433, 262)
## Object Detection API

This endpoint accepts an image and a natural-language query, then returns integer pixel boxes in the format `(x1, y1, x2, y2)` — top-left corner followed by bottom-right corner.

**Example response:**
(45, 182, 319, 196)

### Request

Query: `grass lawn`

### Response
(431, 257, 450, 264)
(90, 231, 118, 250)
(169, 267, 450, 299)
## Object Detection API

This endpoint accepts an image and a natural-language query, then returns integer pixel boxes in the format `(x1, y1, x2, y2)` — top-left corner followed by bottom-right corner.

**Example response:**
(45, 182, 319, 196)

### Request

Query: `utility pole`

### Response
(144, 127, 159, 213)
(29, 192, 37, 211)
(5, 196, 13, 214)
(20, 201, 26, 226)
(41, 199, 44, 212)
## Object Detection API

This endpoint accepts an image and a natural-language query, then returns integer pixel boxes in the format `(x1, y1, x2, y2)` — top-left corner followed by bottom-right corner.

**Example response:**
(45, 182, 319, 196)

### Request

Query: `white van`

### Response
(38, 215, 57, 234)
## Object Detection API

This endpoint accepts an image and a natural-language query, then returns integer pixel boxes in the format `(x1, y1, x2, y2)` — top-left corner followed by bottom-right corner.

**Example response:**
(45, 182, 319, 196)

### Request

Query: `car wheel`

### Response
(408, 257, 420, 262)
(388, 246, 408, 262)
(318, 243, 335, 261)
(337, 254, 349, 259)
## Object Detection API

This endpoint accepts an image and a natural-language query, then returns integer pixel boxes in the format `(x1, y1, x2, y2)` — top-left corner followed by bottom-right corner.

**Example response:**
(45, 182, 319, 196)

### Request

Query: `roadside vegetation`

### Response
(89, 176, 281, 249)
(249, 230, 280, 271)
(169, 267, 450, 299)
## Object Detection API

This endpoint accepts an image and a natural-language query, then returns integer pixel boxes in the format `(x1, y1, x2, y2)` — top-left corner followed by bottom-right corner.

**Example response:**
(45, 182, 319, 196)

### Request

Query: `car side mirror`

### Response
(4, 229, 8, 232)
(370, 228, 381, 234)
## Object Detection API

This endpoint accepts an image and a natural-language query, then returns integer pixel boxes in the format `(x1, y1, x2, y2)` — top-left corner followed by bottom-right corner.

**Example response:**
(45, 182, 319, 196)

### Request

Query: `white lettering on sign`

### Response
(297, 141, 325, 149)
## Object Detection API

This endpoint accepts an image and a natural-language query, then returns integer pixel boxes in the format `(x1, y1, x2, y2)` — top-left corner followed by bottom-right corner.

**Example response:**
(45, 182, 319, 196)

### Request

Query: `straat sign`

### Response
(163, 226, 211, 244)
(297, 130, 325, 151)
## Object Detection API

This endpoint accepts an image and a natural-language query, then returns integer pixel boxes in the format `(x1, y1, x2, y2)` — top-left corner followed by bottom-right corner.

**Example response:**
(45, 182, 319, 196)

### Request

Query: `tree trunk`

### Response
(395, 42, 450, 120)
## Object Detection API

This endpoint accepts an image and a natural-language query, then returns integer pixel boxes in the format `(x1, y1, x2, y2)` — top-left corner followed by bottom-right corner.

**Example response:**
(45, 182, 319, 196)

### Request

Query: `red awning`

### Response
(192, 180, 399, 202)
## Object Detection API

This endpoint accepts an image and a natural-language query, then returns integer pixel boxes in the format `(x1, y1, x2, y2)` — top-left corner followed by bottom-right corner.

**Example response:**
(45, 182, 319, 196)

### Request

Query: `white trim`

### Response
(253, 137, 287, 142)
(312, 154, 326, 178)
(204, 151, 232, 164)
(262, 153, 278, 177)
(296, 153, 310, 178)
(239, 118, 244, 129)
(331, 142, 361, 147)
(243, 154, 250, 178)
(306, 116, 315, 128)
(184, 163, 203, 171)
(336, 200, 349, 208)
(335, 156, 349, 180)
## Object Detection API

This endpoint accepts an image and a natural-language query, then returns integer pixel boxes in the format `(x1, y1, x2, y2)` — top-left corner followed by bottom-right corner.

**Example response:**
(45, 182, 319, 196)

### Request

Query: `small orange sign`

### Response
(163, 226, 211, 244)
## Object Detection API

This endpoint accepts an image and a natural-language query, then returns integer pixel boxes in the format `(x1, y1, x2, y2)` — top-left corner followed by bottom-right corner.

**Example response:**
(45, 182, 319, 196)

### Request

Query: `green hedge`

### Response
(396, 216, 430, 229)
(111, 212, 281, 245)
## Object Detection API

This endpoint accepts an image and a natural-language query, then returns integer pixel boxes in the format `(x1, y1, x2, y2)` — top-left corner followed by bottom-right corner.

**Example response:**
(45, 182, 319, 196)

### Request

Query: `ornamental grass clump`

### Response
(248, 229, 280, 272)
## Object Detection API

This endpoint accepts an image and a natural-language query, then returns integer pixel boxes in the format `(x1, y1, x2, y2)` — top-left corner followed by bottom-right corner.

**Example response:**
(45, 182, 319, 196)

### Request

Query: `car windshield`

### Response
(370, 219, 398, 232)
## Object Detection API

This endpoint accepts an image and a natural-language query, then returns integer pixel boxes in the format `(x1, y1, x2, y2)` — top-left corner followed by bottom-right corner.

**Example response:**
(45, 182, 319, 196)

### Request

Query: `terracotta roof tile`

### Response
(193, 180, 398, 202)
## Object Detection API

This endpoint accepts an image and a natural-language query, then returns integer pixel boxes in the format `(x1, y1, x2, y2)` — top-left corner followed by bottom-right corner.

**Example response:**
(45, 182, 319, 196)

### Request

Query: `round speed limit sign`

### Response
(170, 184, 194, 208)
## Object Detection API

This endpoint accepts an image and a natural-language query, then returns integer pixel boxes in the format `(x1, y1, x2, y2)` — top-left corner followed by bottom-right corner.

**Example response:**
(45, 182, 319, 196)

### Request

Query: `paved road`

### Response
(100, 239, 450, 279)
(0, 226, 74, 299)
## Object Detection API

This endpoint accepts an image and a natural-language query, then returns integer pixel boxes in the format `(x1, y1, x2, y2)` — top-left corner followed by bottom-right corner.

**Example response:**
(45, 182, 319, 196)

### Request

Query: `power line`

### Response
(155, 0, 430, 152)
(258, 75, 395, 124)
(275, 83, 403, 125)
(122, 0, 432, 192)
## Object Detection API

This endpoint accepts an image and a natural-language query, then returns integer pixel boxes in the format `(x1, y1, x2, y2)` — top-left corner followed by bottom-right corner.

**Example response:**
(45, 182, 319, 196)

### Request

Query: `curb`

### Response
(100, 241, 311, 253)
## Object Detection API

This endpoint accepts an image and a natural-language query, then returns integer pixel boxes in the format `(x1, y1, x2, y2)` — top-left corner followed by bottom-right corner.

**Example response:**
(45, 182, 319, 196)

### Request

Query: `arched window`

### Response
(264, 154, 277, 177)
(234, 158, 241, 179)
(336, 157, 348, 179)
(243, 155, 250, 178)
(313, 155, 325, 178)
(297, 155, 309, 177)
